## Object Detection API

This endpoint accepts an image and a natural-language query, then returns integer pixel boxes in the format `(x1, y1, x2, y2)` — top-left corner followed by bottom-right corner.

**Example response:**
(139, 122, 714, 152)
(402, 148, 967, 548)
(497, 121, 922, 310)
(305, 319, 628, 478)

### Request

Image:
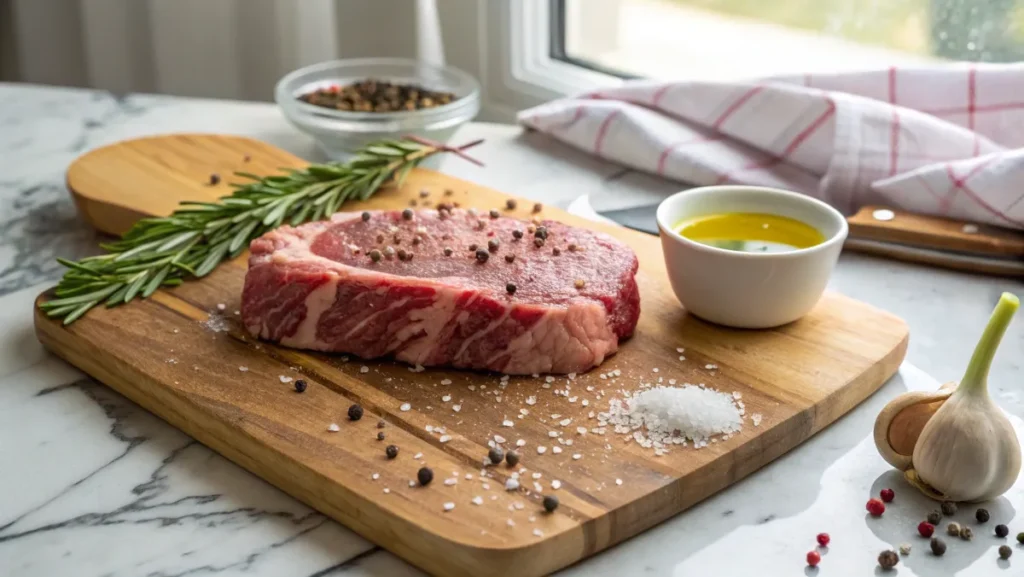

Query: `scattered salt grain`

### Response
(472, 496, 484, 505)
(532, 472, 542, 480)
(360, 366, 370, 373)
(327, 423, 340, 432)
(676, 347, 684, 353)
(652, 368, 659, 373)
(537, 446, 547, 454)
(279, 375, 293, 383)
(533, 529, 544, 537)
(217, 303, 226, 311)
(545, 376, 555, 383)
(507, 519, 516, 527)
(572, 454, 582, 460)
(503, 420, 515, 427)
(705, 364, 718, 370)
(441, 379, 452, 385)
(548, 431, 559, 438)
(400, 403, 412, 411)
(752, 413, 763, 427)
(516, 439, 526, 447)
(525, 396, 537, 405)
(238, 366, 249, 372)
(414, 452, 423, 460)
(559, 418, 571, 427)
(506, 478, 520, 491)
(439, 435, 452, 443)
(453, 405, 462, 412)
(444, 478, 457, 486)
(465, 473, 474, 480)
(372, 473, 380, 480)
(552, 446, 563, 454)
(551, 480, 562, 489)
(582, 400, 590, 407)
(615, 478, 623, 486)
(679, 356, 686, 361)
(576, 426, 587, 435)
(443, 502, 455, 512)
(442, 395, 451, 402)
(384, 488, 390, 494)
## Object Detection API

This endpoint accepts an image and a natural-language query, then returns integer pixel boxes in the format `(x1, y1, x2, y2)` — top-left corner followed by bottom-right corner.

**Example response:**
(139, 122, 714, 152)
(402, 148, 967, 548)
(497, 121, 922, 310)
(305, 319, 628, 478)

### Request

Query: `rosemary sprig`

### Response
(40, 136, 484, 325)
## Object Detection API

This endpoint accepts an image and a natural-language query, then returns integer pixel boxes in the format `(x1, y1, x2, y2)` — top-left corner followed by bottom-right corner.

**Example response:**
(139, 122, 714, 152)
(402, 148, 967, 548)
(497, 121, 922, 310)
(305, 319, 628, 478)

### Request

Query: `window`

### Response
(555, 0, 1024, 80)
(437, 0, 1023, 121)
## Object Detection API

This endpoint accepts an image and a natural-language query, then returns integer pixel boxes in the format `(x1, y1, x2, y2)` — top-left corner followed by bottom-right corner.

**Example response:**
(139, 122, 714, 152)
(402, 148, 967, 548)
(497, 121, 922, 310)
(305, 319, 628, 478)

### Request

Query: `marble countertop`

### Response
(2, 82, 1023, 577)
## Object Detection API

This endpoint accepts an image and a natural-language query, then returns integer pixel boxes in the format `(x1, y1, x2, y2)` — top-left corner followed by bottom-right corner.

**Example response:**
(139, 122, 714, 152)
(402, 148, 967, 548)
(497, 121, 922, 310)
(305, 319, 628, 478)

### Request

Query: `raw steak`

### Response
(241, 209, 640, 374)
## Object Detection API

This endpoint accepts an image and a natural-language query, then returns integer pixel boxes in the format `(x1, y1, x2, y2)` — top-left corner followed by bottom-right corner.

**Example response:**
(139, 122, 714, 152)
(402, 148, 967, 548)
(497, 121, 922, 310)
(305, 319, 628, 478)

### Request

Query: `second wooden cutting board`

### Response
(38, 134, 909, 577)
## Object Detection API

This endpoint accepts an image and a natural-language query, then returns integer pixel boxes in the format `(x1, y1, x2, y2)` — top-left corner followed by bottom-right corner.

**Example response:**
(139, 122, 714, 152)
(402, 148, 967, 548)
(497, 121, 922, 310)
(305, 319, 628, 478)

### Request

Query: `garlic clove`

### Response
(873, 382, 956, 470)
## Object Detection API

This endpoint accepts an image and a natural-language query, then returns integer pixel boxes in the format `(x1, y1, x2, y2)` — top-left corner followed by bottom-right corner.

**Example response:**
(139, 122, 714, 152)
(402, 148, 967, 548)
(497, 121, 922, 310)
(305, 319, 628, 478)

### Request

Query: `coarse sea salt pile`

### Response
(600, 384, 744, 452)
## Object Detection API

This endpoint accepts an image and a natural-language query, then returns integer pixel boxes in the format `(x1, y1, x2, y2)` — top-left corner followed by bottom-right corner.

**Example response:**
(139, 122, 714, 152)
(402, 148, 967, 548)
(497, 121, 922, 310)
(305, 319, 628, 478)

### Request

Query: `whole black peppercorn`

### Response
(412, 237, 421, 246)
(476, 249, 489, 263)
(552, 247, 561, 256)
(877, 550, 899, 570)
(489, 209, 500, 219)
(543, 495, 559, 513)
(417, 466, 434, 486)
(927, 510, 942, 525)
(567, 243, 578, 252)
(534, 226, 548, 240)
(976, 508, 990, 523)
(941, 501, 958, 516)
(534, 238, 545, 248)
(505, 451, 520, 467)
(532, 202, 543, 213)
(1000, 545, 1013, 559)
(397, 249, 408, 261)
(419, 189, 430, 198)
(504, 254, 515, 263)
(348, 404, 363, 421)
(208, 173, 221, 185)
(377, 431, 385, 441)
(377, 419, 386, 428)
(506, 282, 517, 295)
(468, 243, 478, 251)
(361, 211, 371, 222)
(506, 199, 517, 210)
(369, 249, 382, 262)
(402, 208, 414, 220)
(996, 524, 1009, 538)
(488, 446, 504, 465)
(930, 538, 946, 556)
(512, 229, 523, 240)
(386, 444, 398, 459)
(488, 239, 500, 252)
(444, 247, 453, 256)
(294, 379, 308, 393)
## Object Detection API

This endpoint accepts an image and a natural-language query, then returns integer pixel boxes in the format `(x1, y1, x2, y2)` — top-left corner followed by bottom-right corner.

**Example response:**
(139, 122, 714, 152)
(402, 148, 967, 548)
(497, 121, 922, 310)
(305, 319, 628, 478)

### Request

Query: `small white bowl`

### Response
(656, 185, 848, 329)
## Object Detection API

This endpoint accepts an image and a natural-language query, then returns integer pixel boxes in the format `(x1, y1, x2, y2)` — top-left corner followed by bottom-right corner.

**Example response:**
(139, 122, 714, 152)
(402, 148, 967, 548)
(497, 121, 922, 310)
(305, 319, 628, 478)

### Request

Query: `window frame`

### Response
(437, 0, 623, 122)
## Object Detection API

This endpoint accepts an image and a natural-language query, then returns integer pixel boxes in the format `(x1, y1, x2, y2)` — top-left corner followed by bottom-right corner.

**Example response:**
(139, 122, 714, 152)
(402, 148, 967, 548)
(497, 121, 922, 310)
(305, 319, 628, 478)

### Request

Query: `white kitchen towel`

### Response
(518, 65, 1024, 229)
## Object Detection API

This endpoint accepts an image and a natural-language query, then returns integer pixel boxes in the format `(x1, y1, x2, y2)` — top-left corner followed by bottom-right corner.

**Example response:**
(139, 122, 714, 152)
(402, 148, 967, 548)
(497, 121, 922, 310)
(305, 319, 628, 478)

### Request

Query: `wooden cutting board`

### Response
(36, 135, 909, 577)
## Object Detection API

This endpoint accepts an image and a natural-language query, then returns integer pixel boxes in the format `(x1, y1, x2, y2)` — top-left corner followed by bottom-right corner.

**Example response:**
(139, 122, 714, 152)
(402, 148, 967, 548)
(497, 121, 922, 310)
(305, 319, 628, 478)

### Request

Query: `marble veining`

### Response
(1, 82, 1023, 576)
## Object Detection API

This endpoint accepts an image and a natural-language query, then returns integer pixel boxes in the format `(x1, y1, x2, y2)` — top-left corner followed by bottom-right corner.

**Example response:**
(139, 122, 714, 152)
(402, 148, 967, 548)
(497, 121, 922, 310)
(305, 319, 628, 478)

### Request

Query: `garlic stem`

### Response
(961, 292, 1019, 395)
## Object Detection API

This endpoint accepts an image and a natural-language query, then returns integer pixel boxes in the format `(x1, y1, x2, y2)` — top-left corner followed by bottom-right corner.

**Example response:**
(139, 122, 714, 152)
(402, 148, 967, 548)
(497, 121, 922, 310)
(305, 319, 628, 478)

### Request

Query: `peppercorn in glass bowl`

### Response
(276, 58, 480, 160)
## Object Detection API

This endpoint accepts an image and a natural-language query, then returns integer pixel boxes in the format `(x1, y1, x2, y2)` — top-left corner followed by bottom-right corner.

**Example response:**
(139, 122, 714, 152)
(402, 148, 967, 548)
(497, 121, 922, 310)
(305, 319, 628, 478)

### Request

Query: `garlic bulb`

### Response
(910, 292, 1020, 502)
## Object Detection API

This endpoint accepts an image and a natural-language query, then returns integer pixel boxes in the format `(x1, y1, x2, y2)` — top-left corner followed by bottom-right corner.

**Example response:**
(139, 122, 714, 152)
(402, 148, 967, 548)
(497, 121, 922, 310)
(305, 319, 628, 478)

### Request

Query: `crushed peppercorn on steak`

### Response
(240, 209, 640, 374)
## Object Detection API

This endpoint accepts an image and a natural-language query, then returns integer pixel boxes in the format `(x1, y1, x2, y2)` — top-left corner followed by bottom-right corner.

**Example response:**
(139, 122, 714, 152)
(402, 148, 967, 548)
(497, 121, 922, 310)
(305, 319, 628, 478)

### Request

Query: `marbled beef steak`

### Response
(241, 209, 640, 374)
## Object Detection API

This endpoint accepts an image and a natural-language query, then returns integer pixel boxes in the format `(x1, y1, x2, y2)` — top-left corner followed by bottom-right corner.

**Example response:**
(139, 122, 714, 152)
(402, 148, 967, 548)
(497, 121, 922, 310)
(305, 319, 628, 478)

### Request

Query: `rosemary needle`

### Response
(39, 136, 483, 325)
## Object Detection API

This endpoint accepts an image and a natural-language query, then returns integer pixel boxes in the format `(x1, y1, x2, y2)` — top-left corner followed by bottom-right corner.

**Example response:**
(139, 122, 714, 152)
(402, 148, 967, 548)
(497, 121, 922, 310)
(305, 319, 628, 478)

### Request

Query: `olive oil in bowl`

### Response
(674, 212, 824, 254)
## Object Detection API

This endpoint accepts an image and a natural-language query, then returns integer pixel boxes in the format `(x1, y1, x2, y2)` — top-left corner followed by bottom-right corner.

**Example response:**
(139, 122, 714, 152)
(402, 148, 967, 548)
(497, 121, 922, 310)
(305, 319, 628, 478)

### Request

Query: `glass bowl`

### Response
(275, 58, 481, 160)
